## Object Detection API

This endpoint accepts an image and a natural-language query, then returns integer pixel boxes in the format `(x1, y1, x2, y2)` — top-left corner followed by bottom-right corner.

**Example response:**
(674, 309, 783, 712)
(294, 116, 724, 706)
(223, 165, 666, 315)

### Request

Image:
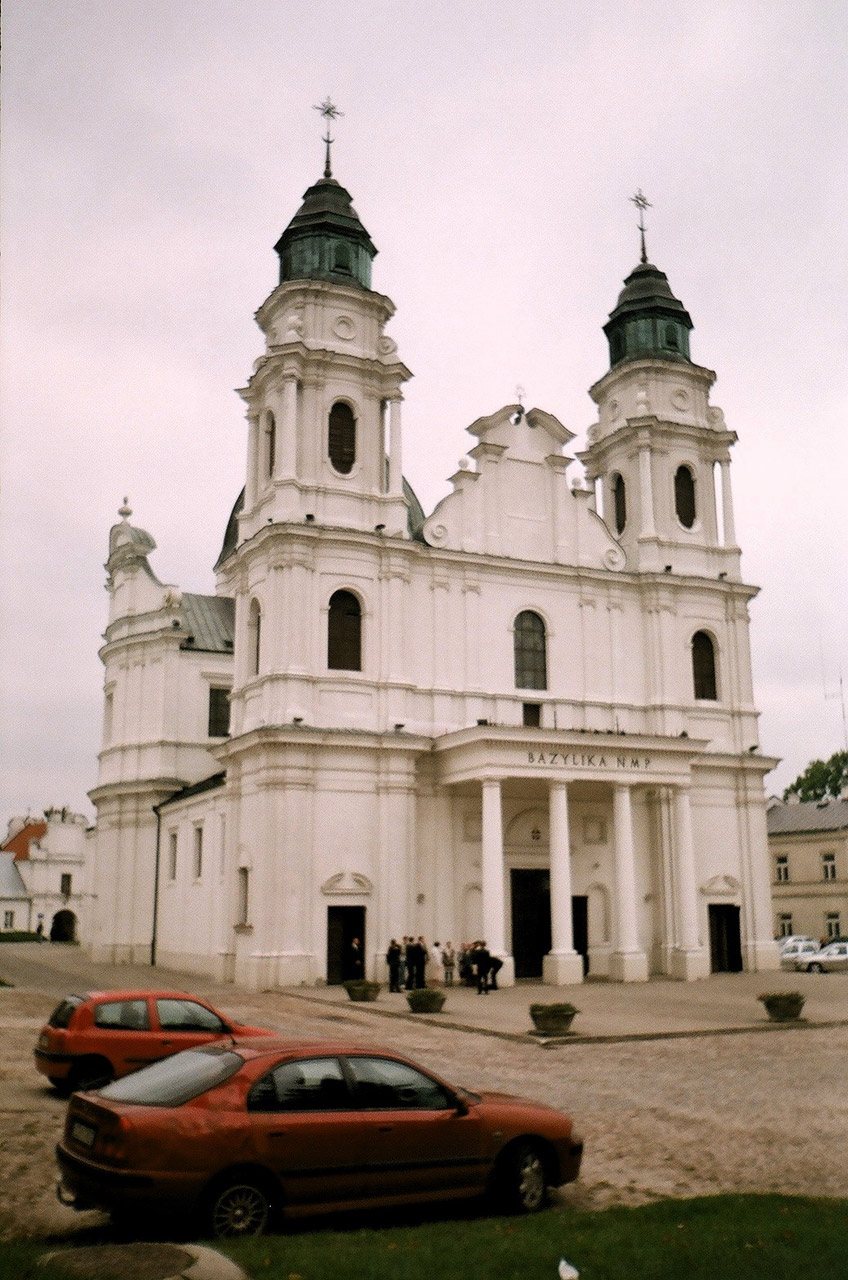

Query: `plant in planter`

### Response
(529, 1002, 579, 1036)
(343, 979, 381, 1002)
(758, 991, 805, 1022)
(406, 988, 446, 1013)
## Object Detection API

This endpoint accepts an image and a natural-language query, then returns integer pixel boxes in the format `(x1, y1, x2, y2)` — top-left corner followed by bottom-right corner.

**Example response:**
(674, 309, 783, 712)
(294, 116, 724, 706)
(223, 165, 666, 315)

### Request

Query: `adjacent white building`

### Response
(1, 810, 91, 940)
(86, 153, 780, 988)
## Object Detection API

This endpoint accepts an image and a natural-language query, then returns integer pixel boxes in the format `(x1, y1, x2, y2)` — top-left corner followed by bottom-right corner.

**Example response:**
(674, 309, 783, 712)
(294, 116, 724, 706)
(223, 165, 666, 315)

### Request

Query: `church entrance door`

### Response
(708, 904, 742, 973)
(510, 869, 551, 978)
(572, 895, 589, 976)
(326, 906, 366, 985)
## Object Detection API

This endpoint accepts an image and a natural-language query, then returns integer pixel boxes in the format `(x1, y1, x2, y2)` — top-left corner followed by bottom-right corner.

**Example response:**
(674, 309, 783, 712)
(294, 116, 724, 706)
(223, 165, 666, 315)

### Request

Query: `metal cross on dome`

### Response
(314, 97, 344, 177)
(630, 189, 652, 263)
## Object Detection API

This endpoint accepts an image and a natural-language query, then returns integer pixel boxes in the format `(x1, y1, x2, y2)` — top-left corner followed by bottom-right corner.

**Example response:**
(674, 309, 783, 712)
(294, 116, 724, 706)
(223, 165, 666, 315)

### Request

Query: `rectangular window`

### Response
(777, 913, 793, 938)
(3, 911, 13, 930)
(168, 831, 178, 881)
(237, 867, 250, 926)
(826, 912, 841, 939)
(822, 852, 836, 881)
(193, 826, 204, 880)
(103, 691, 114, 744)
(60, 873, 72, 898)
(775, 855, 789, 883)
(522, 702, 541, 727)
(208, 687, 231, 737)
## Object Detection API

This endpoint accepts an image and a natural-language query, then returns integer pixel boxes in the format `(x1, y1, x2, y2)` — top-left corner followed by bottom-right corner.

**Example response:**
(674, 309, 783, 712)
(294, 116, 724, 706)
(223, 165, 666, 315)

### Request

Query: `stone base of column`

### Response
(543, 950, 585, 986)
(742, 939, 781, 973)
(491, 955, 515, 988)
(669, 947, 710, 981)
(609, 950, 649, 982)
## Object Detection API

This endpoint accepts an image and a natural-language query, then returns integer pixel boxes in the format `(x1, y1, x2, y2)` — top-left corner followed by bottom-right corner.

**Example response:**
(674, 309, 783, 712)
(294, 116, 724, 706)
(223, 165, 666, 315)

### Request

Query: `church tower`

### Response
(580, 195, 740, 581)
(233, 119, 411, 551)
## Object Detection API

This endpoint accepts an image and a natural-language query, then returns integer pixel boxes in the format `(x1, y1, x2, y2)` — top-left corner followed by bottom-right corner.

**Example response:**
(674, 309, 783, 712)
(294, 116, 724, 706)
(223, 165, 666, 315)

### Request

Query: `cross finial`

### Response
(313, 97, 344, 178)
(630, 188, 652, 263)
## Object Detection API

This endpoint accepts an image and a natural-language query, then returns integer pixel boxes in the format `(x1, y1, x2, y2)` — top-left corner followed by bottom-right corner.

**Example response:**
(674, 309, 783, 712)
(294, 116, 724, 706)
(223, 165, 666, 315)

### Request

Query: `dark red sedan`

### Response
(56, 1039, 583, 1235)
(35, 989, 272, 1093)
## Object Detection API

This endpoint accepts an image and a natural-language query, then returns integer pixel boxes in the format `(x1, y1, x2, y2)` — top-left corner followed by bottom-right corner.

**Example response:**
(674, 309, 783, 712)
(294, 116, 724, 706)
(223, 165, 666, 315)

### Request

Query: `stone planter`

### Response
(529, 1002, 579, 1036)
(406, 988, 446, 1014)
(343, 980, 381, 1002)
(758, 992, 805, 1022)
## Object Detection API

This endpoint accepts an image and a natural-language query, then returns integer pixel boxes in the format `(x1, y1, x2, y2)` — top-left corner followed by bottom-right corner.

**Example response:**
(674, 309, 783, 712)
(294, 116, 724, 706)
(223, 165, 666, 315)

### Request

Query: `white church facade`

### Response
(87, 150, 780, 989)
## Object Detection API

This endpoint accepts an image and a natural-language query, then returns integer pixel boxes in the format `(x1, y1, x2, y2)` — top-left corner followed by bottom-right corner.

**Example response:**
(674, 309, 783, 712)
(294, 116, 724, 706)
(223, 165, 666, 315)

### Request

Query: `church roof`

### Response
(179, 594, 234, 654)
(767, 798, 848, 835)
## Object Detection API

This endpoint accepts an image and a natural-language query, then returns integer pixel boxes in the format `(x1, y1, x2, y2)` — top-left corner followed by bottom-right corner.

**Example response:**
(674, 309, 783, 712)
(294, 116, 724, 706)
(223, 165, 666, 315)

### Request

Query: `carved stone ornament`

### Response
(671, 388, 690, 410)
(284, 311, 304, 342)
(603, 546, 626, 571)
(379, 334, 398, 354)
(333, 315, 356, 340)
(320, 871, 374, 896)
(700, 874, 739, 896)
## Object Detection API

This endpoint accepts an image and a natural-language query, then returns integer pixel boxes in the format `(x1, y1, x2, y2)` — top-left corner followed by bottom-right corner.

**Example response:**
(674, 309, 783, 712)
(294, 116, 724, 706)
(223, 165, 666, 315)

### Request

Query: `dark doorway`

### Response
(50, 910, 77, 942)
(511, 869, 551, 978)
(326, 906, 366, 985)
(708, 904, 742, 973)
(572, 895, 589, 976)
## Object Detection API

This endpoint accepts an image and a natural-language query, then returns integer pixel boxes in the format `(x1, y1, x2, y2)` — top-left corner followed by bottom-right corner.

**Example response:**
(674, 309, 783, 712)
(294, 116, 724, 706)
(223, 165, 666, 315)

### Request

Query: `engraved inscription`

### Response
(527, 751, 652, 771)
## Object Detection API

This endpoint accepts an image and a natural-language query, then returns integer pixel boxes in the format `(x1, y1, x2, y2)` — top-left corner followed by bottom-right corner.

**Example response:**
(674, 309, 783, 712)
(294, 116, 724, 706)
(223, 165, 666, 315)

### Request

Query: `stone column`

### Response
(638, 440, 656, 537)
(610, 784, 648, 981)
(670, 784, 710, 979)
(388, 399, 403, 496)
(245, 414, 260, 509)
(481, 778, 514, 985)
(543, 781, 584, 985)
(719, 459, 737, 547)
(279, 377, 298, 478)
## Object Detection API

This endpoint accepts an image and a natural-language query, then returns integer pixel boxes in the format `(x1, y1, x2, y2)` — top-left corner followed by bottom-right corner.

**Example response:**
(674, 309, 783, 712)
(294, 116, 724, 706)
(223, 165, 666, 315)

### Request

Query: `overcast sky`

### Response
(2, 0, 847, 824)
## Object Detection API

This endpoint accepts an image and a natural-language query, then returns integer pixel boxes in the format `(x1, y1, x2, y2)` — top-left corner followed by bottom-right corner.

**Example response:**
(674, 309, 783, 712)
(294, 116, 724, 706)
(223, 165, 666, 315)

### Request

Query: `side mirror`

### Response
(452, 1092, 469, 1116)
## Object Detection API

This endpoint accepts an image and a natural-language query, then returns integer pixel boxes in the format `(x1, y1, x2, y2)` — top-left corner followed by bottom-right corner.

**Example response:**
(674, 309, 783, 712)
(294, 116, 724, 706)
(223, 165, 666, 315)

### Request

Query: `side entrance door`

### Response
(511, 869, 551, 978)
(327, 905, 366, 985)
(708, 904, 743, 972)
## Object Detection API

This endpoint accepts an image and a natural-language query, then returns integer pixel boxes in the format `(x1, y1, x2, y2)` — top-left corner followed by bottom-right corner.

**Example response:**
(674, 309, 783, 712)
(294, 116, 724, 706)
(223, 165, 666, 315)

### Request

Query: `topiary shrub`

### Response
(406, 988, 446, 1013)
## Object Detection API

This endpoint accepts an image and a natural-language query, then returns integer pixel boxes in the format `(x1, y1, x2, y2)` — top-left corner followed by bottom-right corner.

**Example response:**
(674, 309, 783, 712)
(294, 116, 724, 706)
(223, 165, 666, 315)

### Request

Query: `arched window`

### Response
(248, 599, 261, 677)
(692, 631, 717, 700)
(514, 611, 547, 690)
(665, 323, 679, 350)
(675, 464, 696, 528)
(328, 590, 362, 671)
(612, 473, 627, 535)
(328, 402, 356, 474)
(266, 412, 276, 478)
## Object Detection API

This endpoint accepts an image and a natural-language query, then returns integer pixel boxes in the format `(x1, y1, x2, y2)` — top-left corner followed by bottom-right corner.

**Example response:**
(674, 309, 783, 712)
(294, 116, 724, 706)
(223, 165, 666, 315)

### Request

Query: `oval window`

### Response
(328, 402, 356, 474)
(675, 465, 696, 528)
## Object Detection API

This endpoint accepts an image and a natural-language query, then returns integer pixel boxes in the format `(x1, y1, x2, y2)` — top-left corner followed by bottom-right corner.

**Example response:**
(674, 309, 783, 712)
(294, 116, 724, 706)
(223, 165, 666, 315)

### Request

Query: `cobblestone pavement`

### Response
(1, 944, 846, 1243)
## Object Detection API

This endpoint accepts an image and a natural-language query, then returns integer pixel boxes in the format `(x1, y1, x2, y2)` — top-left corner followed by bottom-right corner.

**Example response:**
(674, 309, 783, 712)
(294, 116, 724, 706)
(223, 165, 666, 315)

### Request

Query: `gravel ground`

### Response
(1, 949, 846, 1243)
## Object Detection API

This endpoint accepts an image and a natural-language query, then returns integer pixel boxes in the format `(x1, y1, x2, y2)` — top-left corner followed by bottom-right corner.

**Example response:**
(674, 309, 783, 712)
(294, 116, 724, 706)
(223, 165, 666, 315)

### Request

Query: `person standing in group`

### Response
(386, 938, 402, 992)
(472, 939, 491, 994)
(488, 952, 504, 990)
(350, 936, 364, 979)
(404, 936, 415, 990)
(415, 936, 428, 988)
(429, 939, 444, 986)
(442, 941, 456, 986)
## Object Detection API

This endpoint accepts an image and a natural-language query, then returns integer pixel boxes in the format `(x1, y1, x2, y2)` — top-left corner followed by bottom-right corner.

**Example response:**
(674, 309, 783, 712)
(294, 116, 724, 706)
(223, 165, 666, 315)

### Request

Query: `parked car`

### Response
(798, 942, 848, 974)
(777, 935, 817, 951)
(35, 990, 273, 1093)
(779, 940, 820, 970)
(56, 1039, 584, 1235)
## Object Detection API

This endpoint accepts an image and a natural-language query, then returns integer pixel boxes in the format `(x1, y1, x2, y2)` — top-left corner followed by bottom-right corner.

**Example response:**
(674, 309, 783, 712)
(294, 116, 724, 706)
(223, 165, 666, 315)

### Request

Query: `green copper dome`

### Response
(274, 174, 377, 290)
(603, 261, 693, 368)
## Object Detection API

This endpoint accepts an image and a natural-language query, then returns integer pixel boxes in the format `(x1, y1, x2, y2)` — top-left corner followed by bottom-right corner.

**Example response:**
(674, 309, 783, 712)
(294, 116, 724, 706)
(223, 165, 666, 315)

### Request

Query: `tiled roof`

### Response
(179, 595, 234, 654)
(767, 798, 848, 835)
(1, 820, 47, 860)
(0, 852, 30, 900)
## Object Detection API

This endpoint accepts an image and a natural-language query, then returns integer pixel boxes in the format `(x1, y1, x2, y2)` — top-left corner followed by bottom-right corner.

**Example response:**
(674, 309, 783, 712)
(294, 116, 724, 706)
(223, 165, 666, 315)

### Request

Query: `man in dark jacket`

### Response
(386, 939, 402, 992)
(472, 940, 491, 994)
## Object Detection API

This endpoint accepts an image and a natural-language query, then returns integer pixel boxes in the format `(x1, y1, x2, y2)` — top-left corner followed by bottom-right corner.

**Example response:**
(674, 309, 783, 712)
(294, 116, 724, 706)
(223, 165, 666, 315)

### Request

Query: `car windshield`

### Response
(98, 1048, 243, 1106)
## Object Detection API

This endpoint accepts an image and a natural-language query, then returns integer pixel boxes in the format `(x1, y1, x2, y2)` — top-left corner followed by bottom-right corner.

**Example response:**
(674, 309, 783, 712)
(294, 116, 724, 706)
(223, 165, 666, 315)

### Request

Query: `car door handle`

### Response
(269, 1130, 288, 1138)
(376, 1125, 393, 1132)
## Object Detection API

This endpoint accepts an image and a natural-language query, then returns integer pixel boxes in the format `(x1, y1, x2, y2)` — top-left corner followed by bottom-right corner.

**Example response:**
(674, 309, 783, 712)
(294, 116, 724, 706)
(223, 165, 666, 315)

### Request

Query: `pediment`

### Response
(320, 871, 374, 896)
(700, 874, 739, 896)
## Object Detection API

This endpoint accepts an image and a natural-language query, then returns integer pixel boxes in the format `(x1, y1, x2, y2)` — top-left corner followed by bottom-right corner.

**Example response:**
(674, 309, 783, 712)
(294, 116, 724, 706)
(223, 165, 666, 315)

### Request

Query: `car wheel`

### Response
(808, 963, 823, 973)
(501, 1141, 549, 1213)
(209, 1178, 271, 1238)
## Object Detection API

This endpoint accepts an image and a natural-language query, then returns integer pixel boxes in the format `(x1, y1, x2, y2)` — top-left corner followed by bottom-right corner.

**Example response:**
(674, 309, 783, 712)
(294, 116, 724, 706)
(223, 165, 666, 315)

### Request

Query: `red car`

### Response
(56, 1039, 583, 1235)
(35, 989, 272, 1094)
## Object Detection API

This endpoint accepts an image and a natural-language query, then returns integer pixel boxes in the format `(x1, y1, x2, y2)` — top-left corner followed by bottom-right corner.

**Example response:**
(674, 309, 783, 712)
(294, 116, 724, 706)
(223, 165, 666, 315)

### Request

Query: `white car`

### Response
(777, 935, 817, 951)
(798, 942, 848, 974)
(779, 940, 820, 970)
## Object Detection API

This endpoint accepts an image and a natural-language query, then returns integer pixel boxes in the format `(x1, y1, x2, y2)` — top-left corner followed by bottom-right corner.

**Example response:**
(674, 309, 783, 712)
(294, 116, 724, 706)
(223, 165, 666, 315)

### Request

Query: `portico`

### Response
(434, 726, 714, 985)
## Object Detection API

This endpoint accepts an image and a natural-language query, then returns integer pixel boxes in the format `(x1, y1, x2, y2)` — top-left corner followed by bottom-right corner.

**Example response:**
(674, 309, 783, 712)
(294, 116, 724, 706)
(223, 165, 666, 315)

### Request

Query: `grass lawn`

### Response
(9, 1195, 847, 1280)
